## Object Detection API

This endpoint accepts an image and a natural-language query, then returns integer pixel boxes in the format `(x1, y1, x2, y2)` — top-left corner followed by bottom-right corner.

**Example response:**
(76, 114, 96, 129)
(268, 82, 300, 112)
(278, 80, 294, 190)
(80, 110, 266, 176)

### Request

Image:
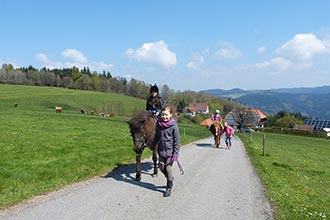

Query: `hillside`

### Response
(201, 86, 330, 119)
(0, 84, 146, 115)
(236, 91, 330, 119)
(0, 84, 211, 208)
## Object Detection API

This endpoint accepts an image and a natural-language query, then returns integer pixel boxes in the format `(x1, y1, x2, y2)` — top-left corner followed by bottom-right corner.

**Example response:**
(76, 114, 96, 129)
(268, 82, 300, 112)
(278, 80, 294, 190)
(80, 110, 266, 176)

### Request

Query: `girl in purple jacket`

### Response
(151, 106, 180, 197)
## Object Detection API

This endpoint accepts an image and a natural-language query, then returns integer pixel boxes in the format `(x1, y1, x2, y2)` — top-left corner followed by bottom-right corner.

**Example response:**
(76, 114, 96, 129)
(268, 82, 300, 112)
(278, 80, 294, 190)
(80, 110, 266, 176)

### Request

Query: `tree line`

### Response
(1, 63, 307, 128)
(0, 64, 148, 98)
(0, 64, 242, 115)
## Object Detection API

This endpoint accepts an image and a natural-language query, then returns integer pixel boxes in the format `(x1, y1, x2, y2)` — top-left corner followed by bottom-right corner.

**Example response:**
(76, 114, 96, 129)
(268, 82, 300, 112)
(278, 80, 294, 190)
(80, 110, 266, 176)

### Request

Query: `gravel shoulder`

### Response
(0, 136, 273, 220)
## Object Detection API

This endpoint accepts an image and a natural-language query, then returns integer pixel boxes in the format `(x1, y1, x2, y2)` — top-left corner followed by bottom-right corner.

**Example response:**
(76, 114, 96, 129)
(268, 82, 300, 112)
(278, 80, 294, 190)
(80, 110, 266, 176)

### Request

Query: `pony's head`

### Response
(211, 121, 222, 136)
(128, 112, 156, 154)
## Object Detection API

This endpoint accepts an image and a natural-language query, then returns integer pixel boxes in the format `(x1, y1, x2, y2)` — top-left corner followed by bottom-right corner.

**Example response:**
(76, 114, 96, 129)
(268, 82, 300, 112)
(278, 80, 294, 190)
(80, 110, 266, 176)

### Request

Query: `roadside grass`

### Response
(0, 84, 210, 209)
(238, 132, 329, 220)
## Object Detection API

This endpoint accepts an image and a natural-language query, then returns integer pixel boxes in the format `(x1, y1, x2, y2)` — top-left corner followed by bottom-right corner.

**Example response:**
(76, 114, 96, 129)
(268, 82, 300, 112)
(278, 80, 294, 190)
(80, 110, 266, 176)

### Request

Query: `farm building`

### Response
(323, 128, 330, 138)
(188, 103, 209, 114)
(304, 119, 330, 131)
(224, 108, 267, 129)
(293, 124, 315, 132)
(184, 107, 196, 117)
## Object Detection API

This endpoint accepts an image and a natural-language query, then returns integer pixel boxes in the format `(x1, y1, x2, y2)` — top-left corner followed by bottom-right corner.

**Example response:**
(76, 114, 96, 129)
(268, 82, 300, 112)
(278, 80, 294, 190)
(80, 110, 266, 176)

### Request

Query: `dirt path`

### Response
(0, 136, 273, 220)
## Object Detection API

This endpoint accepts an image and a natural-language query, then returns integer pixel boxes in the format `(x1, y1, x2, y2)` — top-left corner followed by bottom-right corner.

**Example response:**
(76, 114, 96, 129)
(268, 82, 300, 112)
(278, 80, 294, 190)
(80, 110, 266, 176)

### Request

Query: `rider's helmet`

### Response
(150, 84, 159, 94)
(215, 109, 220, 114)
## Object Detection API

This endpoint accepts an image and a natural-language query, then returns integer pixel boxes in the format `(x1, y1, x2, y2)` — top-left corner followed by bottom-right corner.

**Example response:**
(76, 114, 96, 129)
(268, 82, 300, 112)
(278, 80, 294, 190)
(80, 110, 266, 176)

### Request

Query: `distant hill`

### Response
(201, 88, 252, 98)
(201, 86, 330, 119)
(268, 85, 330, 94)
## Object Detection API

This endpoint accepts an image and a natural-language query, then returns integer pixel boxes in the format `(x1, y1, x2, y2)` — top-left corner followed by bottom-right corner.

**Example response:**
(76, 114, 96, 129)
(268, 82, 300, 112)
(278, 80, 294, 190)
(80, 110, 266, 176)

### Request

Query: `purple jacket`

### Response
(151, 119, 180, 158)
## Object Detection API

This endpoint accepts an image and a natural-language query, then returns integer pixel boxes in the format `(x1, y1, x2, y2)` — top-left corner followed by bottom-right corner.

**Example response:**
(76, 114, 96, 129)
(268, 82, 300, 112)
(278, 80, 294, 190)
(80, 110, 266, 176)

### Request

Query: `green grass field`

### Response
(0, 84, 210, 209)
(1, 84, 329, 220)
(238, 132, 329, 220)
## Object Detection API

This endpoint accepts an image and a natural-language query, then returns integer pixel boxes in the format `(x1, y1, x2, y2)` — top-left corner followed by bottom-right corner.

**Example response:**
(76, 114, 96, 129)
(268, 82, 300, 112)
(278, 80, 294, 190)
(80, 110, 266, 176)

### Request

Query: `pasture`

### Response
(238, 132, 329, 220)
(0, 84, 210, 209)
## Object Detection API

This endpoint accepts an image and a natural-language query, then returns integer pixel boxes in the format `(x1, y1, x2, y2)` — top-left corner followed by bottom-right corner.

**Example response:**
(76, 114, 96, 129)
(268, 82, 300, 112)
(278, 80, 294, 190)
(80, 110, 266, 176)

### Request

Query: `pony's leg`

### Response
(135, 153, 142, 181)
(151, 151, 158, 177)
(151, 145, 158, 177)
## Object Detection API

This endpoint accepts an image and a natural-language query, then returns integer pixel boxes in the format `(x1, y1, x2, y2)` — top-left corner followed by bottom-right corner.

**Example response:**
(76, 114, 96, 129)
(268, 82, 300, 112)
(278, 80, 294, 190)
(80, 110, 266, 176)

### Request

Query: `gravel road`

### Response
(0, 136, 273, 220)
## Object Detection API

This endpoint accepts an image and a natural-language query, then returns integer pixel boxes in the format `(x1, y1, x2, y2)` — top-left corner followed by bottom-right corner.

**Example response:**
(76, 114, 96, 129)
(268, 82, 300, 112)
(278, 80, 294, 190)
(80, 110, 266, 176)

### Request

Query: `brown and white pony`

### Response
(127, 112, 158, 181)
(210, 121, 223, 148)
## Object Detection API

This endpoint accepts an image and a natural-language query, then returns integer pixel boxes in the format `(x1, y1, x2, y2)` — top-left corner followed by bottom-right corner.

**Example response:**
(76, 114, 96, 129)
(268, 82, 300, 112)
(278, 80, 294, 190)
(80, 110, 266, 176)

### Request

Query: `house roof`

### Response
(188, 103, 209, 112)
(185, 107, 195, 113)
(253, 109, 267, 120)
(323, 128, 330, 132)
(224, 107, 267, 127)
(304, 119, 330, 131)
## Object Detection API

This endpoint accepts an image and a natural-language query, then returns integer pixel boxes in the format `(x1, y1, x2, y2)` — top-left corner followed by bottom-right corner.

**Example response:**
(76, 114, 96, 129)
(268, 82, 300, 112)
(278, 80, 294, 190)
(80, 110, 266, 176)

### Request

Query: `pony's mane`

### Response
(128, 112, 151, 131)
(210, 121, 223, 135)
(128, 111, 156, 145)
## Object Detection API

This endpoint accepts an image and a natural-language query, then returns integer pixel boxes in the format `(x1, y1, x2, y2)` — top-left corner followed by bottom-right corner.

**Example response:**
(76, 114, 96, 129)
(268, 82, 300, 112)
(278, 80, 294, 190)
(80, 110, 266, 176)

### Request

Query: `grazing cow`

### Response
(105, 113, 114, 117)
(90, 110, 94, 115)
(55, 106, 62, 113)
(99, 112, 114, 117)
(14, 103, 18, 107)
(81, 109, 86, 114)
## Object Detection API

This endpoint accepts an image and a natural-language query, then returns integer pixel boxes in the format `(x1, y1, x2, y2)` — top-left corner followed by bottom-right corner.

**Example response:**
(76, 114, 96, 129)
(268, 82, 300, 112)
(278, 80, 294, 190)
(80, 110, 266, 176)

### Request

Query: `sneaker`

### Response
(163, 188, 171, 197)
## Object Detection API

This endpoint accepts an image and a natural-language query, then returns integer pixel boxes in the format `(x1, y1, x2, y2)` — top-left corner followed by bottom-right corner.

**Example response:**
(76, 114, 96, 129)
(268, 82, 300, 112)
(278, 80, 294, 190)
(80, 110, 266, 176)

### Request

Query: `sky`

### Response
(1, 0, 330, 91)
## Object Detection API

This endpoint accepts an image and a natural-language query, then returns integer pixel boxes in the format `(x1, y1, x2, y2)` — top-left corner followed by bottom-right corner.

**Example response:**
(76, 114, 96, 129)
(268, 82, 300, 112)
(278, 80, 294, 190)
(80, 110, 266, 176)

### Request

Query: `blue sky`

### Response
(1, 0, 330, 91)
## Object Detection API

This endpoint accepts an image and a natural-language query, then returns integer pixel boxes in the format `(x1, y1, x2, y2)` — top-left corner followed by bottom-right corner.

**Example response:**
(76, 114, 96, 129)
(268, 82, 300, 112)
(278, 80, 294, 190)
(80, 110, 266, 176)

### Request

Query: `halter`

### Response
(138, 125, 148, 148)
(133, 125, 148, 154)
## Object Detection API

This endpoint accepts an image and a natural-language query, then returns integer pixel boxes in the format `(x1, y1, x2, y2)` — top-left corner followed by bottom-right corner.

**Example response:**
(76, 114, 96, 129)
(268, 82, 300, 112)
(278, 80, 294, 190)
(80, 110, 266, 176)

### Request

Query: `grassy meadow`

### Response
(2, 84, 329, 220)
(0, 84, 210, 209)
(238, 132, 329, 220)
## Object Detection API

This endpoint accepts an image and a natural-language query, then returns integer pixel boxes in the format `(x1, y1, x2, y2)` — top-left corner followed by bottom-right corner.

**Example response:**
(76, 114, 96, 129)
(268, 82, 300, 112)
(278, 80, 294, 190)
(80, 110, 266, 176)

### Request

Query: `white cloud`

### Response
(89, 61, 114, 72)
(35, 50, 113, 72)
(276, 33, 328, 61)
(255, 57, 291, 73)
(35, 53, 50, 64)
(124, 40, 177, 69)
(214, 41, 242, 60)
(61, 49, 88, 63)
(257, 46, 267, 54)
(186, 55, 205, 70)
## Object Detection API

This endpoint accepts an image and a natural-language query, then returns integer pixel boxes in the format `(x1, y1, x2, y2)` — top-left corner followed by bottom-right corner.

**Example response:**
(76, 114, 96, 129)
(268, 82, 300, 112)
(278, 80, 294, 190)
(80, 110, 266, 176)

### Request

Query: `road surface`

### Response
(0, 136, 273, 220)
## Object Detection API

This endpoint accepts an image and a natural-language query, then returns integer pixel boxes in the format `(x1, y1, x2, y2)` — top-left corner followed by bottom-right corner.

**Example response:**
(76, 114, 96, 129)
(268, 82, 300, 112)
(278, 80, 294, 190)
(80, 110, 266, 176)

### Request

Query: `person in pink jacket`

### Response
(211, 109, 222, 123)
(221, 122, 235, 149)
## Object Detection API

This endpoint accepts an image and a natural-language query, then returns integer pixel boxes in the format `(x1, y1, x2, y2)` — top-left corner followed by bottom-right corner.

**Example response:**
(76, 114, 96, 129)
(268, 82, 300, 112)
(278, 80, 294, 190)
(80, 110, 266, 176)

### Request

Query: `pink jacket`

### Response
(211, 114, 222, 122)
(222, 125, 234, 137)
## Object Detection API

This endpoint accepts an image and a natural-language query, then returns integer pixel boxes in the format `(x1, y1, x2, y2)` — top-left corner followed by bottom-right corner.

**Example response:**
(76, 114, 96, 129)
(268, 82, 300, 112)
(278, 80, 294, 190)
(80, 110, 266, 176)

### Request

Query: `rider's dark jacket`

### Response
(146, 95, 164, 115)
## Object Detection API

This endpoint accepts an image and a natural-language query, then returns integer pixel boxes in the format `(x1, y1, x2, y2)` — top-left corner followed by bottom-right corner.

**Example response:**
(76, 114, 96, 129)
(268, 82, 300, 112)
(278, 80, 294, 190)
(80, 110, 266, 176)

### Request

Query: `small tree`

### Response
(231, 108, 258, 129)
(274, 115, 303, 128)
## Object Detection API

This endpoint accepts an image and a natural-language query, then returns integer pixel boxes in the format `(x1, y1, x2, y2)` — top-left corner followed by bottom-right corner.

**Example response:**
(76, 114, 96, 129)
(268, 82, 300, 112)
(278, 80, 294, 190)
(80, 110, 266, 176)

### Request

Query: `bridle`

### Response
(133, 125, 148, 153)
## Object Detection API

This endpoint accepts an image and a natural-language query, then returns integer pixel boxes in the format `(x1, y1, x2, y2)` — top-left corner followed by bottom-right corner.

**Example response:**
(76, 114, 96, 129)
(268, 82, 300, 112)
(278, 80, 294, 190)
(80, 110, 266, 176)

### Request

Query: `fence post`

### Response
(263, 134, 266, 156)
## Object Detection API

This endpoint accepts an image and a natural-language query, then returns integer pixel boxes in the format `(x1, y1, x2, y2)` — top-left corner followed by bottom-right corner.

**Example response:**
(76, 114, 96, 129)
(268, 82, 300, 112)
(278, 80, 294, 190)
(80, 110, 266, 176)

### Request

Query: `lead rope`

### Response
(159, 158, 184, 175)
(176, 160, 184, 175)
